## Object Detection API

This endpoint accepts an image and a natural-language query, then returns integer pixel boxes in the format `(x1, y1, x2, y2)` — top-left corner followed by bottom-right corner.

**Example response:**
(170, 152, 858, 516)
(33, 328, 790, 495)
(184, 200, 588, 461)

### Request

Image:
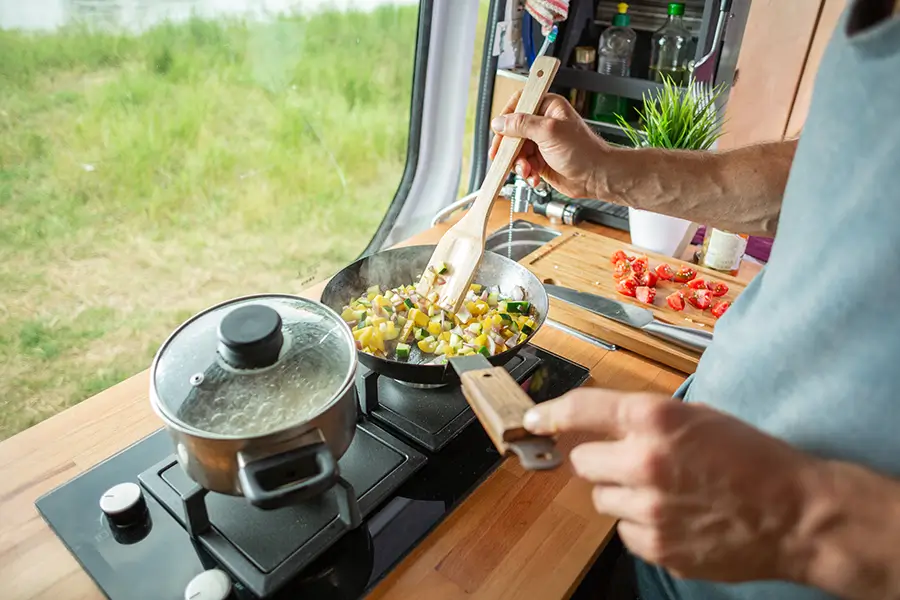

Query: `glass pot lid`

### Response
(151, 294, 356, 438)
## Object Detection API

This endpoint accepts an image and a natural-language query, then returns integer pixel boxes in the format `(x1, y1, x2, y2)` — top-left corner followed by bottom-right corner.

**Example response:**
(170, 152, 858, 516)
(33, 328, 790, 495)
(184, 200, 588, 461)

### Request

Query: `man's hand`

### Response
(489, 91, 609, 200)
(523, 389, 817, 583)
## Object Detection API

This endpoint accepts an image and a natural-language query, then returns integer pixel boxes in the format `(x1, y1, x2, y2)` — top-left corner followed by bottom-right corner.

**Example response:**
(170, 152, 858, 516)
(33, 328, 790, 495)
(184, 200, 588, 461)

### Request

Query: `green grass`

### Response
(0, 6, 427, 439)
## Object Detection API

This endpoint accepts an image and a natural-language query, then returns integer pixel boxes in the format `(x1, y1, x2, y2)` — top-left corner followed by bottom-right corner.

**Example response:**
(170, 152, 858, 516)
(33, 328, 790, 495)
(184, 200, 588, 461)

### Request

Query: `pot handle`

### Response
(238, 441, 338, 510)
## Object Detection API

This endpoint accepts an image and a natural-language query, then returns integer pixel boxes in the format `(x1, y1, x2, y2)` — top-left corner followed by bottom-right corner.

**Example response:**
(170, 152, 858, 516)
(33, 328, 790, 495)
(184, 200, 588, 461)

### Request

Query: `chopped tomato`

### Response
(631, 256, 649, 276)
(611, 250, 629, 264)
(707, 281, 729, 297)
(613, 260, 633, 280)
(711, 300, 731, 318)
(687, 288, 712, 310)
(687, 278, 707, 290)
(637, 270, 659, 287)
(666, 291, 685, 311)
(655, 263, 674, 281)
(635, 286, 656, 304)
(615, 277, 637, 297)
(673, 265, 697, 283)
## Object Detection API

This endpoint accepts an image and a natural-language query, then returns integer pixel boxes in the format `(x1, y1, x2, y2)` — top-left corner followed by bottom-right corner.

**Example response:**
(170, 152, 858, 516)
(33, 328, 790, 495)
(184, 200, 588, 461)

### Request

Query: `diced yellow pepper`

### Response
(470, 284, 482, 293)
(340, 308, 357, 322)
(491, 314, 503, 326)
(466, 301, 480, 316)
(370, 317, 387, 327)
(427, 321, 443, 336)
(474, 301, 490, 315)
(367, 291, 378, 301)
(459, 346, 476, 356)
(372, 295, 391, 308)
(370, 329, 385, 352)
(524, 318, 536, 329)
(496, 343, 507, 354)
(380, 321, 398, 341)
(353, 326, 373, 341)
(408, 309, 429, 327)
(518, 332, 528, 344)
(501, 328, 516, 339)
(474, 334, 488, 348)
(435, 341, 450, 355)
(439, 331, 451, 342)
(358, 327, 375, 348)
(417, 338, 437, 353)
(399, 320, 415, 343)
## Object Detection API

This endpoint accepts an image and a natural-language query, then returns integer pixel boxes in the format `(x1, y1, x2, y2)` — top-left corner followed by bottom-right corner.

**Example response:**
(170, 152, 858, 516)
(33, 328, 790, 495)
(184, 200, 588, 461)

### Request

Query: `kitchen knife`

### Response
(544, 284, 714, 353)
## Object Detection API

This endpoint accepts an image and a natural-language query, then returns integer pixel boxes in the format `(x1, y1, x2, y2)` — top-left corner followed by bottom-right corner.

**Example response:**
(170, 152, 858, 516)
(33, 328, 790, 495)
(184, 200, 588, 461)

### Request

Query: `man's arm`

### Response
(591, 139, 798, 237)
(491, 92, 797, 238)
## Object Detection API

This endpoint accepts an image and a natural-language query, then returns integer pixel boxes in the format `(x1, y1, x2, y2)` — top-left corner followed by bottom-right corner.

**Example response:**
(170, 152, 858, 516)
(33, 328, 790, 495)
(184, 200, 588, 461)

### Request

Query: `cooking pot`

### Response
(149, 294, 358, 510)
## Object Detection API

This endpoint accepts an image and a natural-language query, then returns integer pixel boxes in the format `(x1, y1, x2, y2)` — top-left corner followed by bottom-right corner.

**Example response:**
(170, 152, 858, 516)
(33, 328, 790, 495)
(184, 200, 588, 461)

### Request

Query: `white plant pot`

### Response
(628, 207, 699, 258)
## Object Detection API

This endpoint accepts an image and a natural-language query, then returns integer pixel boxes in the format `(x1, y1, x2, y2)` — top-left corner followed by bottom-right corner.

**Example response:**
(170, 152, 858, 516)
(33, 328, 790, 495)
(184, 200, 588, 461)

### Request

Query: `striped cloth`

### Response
(525, 0, 569, 34)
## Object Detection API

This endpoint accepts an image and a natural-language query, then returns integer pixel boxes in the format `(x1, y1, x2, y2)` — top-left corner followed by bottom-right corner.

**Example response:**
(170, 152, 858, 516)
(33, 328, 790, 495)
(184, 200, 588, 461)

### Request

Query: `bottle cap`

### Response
(613, 3, 630, 26)
(668, 2, 685, 16)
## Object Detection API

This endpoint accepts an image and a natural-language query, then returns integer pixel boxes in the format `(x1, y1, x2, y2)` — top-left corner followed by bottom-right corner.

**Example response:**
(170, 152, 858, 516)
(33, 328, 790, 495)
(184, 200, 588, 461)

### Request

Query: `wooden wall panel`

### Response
(717, 0, 824, 149)
(785, 0, 848, 138)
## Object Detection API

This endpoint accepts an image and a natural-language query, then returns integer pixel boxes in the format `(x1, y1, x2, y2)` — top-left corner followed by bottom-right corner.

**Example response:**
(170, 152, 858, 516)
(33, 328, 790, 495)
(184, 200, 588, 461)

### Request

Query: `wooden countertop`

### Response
(0, 202, 758, 600)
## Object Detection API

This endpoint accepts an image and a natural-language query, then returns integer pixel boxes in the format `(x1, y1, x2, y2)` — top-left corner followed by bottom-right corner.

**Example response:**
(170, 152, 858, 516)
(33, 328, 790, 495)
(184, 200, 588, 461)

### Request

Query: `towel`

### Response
(525, 0, 569, 35)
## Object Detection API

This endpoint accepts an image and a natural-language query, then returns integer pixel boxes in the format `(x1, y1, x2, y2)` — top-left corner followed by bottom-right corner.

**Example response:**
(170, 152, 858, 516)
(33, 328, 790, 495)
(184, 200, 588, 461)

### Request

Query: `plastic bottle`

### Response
(698, 228, 748, 275)
(650, 2, 693, 86)
(589, 3, 636, 123)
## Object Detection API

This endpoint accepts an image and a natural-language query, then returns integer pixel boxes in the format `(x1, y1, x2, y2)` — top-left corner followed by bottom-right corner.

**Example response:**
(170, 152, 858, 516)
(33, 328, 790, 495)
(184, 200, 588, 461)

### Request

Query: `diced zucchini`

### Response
(396, 343, 411, 360)
(358, 298, 371, 307)
(470, 283, 482, 293)
(396, 314, 407, 327)
(435, 340, 450, 355)
(403, 298, 415, 309)
(459, 346, 476, 356)
(487, 292, 499, 307)
(478, 346, 491, 358)
(414, 328, 427, 341)
(466, 323, 482, 334)
(352, 310, 366, 323)
(498, 301, 508, 313)
(436, 262, 448, 274)
(398, 320, 415, 343)
(449, 333, 463, 348)
(499, 313, 513, 323)
(357, 320, 368, 330)
(521, 323, 535, 335)
(506, 301, 531, 313)
(383, 304, 394, 314)
(366, 285, 381, 296)
(427, 304, 438, 317)
(442, 320, 453, 331)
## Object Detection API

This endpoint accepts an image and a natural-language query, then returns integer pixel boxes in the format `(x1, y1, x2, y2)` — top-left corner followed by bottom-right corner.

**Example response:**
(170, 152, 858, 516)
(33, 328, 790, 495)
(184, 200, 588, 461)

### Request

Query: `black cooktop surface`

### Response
(35, 345, 590, 600)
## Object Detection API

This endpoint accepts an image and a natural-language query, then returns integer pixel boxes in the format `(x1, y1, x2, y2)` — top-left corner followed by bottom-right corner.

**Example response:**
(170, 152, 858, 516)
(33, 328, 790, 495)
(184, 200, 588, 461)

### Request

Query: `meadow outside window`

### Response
(0, 0, 492, 440)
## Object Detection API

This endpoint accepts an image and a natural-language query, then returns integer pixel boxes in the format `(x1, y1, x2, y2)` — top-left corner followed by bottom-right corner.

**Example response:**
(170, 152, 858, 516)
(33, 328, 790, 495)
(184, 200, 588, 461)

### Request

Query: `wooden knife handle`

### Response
(459, 366, 561, 470)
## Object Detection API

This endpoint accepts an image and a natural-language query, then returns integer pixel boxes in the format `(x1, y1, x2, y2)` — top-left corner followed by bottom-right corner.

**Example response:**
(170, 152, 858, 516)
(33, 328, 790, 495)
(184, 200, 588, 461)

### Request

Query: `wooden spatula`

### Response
(415, 56, 561, 314)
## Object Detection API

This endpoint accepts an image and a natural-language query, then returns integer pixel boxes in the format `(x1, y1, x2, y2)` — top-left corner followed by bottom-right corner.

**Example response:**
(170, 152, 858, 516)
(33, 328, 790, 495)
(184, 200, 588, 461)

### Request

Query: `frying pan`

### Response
(320, 245, 549, 386)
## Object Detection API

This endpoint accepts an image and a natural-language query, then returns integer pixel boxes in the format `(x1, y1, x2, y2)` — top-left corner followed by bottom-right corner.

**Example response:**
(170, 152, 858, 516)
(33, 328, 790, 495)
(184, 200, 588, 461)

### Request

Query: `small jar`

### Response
(698, 227, 748, 276)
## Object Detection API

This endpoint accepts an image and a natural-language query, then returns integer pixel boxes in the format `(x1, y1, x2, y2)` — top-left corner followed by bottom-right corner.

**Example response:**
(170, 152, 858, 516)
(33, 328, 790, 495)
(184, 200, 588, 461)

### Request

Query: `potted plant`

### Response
(615, 76, 727, 257)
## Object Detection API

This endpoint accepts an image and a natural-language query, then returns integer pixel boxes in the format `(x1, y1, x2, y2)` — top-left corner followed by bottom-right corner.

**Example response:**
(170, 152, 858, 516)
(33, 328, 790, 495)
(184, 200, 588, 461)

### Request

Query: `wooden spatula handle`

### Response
(466, 56, 561, 228)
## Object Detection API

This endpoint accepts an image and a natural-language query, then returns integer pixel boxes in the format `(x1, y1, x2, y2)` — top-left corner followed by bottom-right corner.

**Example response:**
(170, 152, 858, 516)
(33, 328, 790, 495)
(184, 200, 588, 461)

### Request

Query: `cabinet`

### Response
(488, 0, 847, 149)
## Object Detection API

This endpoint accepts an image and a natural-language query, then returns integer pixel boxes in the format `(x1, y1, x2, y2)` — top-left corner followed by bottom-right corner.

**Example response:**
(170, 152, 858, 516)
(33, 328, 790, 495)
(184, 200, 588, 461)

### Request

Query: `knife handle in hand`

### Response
(640, 320, 714, 353)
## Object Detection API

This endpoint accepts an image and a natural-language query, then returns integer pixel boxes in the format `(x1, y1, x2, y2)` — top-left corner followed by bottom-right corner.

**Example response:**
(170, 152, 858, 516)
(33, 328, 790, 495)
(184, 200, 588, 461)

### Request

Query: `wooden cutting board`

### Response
(521, 230, 748, 373)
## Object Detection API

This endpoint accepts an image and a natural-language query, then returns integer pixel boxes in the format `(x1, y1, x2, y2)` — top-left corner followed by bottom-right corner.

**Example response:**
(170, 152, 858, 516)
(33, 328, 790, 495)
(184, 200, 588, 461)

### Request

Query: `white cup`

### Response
(628, 207, 699, 258)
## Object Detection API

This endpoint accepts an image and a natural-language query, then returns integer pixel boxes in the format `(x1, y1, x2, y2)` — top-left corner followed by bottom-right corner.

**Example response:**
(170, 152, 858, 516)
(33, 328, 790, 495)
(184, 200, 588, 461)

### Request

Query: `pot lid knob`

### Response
(217, 304, 284, 369)
(184, 569, 233, 600)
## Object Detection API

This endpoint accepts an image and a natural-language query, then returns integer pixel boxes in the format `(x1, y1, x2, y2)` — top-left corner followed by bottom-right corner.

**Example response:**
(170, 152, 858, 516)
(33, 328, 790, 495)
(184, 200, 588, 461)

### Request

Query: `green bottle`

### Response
(649, 2, 693, 86)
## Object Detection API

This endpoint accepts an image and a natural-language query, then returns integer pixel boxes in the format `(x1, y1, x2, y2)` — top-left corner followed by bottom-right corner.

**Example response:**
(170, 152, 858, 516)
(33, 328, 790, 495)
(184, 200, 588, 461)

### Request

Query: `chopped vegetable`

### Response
(437, 262, 449, 274)
(635, 286, 656, 304)
(666, 291, 685, 311)
(707, 281, 729, 297)
(613, 260, 633, 280)
(615, 277, 637, 297)
(687, 278, 707, 290)
(673, 265, 697, 283)
(611, 250, 629, 264)
(711, 300, 731, 318)
(687, 288, 712, 310)
(505, 301, 531, 313)
(343, 282, 538, 360)
(637, 271, 658, 287)
(631, 256, 649, 276)
(655, 263, 674, 281)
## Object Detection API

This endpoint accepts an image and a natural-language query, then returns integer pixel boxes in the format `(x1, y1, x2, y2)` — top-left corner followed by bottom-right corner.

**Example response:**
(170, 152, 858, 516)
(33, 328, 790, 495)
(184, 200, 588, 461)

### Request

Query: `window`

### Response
(0, 0, 423, 438)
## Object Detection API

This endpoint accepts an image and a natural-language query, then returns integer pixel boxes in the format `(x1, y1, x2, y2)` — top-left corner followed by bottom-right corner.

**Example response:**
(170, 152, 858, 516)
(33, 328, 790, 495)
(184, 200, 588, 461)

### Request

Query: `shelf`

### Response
(555, 67, 673, 102)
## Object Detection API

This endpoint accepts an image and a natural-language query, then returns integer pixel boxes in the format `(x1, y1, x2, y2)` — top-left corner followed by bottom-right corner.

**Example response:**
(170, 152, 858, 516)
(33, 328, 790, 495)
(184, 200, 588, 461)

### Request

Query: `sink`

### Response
(485, 220, 561, 262)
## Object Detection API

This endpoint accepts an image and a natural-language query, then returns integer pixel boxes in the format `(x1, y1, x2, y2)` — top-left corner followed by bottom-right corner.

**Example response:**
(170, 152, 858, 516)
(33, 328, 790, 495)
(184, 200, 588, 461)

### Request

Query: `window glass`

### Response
(0, 0, 420, 438)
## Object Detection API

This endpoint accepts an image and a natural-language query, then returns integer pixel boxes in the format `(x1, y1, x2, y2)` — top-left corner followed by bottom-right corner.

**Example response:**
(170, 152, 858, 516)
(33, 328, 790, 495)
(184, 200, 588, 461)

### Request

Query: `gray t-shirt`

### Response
(637, 1, 900, 598)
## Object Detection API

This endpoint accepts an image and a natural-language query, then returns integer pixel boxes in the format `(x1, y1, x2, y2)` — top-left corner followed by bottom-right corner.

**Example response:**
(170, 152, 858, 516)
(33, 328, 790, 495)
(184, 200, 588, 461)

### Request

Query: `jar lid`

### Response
(150, 294, 356, 438)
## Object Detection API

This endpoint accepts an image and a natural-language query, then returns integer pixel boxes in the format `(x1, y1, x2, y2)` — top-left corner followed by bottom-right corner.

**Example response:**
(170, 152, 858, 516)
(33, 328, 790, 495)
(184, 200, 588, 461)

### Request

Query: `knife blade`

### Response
(544, 284, 714, 353)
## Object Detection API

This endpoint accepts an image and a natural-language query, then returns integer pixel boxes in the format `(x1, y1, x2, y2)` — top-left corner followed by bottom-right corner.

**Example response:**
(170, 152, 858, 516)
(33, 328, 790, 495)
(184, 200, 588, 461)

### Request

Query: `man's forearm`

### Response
(589, 139, 798, 237)
(785, 459, 900, 599)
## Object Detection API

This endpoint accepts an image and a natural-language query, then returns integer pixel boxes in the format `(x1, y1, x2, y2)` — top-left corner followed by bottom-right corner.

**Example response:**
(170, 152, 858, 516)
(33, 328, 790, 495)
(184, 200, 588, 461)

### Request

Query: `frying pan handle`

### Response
(450, 355, 561, 470)
(238, 441, 338, 510)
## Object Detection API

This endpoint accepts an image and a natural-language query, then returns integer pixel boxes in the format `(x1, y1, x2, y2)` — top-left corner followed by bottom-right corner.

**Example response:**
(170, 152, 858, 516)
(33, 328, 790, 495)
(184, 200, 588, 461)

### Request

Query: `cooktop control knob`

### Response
(184, 569, 233, 600)
(99, 482, 147, 528)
